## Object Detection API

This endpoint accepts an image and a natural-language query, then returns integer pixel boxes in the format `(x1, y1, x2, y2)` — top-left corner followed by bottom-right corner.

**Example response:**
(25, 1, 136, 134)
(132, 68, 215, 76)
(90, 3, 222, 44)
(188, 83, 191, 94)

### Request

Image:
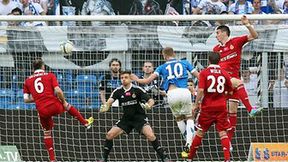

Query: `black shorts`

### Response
(115, 115, 149, 134)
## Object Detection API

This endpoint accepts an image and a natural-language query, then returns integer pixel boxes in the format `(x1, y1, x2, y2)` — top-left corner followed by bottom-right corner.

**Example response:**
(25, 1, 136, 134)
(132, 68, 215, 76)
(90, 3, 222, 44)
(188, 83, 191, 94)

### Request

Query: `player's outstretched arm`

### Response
(241, 15, 258, 41)
(131, 73, 158, 84)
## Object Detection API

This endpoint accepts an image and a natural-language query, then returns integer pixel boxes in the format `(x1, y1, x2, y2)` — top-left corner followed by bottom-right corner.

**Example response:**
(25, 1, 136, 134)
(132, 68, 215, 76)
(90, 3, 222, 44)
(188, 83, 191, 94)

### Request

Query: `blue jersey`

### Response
(154, 59, 196, 91)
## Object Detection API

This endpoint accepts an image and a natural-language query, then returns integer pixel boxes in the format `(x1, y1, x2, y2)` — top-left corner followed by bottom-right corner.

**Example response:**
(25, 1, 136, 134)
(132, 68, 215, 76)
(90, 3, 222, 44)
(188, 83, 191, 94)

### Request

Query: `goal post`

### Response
(0, 15, 288, 161)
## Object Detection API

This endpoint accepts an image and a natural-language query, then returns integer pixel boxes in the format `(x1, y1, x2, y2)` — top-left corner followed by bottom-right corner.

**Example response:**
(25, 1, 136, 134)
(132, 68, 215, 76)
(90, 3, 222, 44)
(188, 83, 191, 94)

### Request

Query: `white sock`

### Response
(186, 119, 195, 148)
(177, 120, 186, 139)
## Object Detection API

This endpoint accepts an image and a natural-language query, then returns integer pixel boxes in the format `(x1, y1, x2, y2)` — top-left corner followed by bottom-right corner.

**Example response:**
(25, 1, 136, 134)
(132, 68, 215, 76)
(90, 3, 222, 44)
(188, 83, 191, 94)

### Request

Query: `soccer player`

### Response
(23, 59, 94, 162)
(131, 47, 199, 157)
(187, 52, 232, 162)
(99, 71, 168, 162)
(213, 15, 263, 142)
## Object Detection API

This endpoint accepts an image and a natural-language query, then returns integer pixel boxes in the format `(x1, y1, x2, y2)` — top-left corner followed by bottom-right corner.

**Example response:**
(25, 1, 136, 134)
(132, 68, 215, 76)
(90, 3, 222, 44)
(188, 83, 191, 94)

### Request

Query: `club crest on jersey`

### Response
(125, 92, 131, 96)
(230, 45, 234, 50)
(132, 94, 136, 98)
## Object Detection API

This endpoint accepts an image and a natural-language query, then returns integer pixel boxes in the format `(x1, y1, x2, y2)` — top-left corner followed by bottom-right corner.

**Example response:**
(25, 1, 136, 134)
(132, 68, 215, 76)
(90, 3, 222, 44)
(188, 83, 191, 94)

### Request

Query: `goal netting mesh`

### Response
(0, 15, 288, 161)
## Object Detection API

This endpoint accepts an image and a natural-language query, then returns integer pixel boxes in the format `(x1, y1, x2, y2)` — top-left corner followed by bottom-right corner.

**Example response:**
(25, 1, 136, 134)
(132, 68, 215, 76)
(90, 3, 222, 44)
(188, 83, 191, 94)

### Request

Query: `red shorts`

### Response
(37, 101, 65, 130)
(196, 110, 230, 132)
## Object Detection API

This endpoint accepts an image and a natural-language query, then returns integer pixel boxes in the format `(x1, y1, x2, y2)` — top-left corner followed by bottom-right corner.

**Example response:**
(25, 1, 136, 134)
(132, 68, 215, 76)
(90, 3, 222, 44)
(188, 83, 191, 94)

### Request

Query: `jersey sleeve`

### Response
(198, 71, 206, 89)
(235, 35, 249, 48)
(23, 80, 30, 94)
(154, 65, 162, 76)
(138, 87, 151, 102)
(110, 88, 119, 100)
(184, 60, 196, 73)
(50, 73, 59, 88)
(99, 77, 105, 91)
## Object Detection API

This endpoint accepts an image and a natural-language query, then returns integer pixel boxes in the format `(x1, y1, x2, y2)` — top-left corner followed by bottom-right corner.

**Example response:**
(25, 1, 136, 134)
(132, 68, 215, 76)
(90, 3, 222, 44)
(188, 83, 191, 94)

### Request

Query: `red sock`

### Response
(44, 135, 55, 161)
(188, 135, 202, 160)
(67, 106, 88, 125)
(228, 113, 237, 141)
(220, 136, 230, 161)
(235, 84, 252, 112)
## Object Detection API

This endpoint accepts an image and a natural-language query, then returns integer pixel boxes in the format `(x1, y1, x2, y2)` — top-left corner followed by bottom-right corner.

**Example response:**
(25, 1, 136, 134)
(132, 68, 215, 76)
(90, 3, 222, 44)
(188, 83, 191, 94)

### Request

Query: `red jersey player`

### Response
(187, 53, 232, 162)
(213, 15, 263, 144)
(23, 59, 94, 162)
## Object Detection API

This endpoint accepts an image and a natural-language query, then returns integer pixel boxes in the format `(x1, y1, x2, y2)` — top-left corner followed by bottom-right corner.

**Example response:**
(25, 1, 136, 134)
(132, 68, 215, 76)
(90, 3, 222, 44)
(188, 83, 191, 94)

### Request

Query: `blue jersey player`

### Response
(132, 47, 199, 157)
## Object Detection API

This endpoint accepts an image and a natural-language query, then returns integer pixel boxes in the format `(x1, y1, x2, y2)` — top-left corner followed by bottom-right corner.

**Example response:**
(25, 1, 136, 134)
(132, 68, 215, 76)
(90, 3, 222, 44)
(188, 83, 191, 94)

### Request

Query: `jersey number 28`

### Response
(207, 75, 225, 93)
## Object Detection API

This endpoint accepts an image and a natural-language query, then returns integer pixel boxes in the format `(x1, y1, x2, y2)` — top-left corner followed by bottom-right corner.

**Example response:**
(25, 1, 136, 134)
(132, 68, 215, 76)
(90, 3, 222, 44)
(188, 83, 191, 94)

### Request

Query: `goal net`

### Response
(0, 15, 288, 161)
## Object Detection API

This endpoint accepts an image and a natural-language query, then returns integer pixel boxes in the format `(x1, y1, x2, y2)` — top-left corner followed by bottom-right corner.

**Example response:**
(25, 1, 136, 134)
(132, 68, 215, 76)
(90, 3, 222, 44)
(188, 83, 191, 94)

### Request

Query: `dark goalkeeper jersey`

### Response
(110, 84, 151, 119)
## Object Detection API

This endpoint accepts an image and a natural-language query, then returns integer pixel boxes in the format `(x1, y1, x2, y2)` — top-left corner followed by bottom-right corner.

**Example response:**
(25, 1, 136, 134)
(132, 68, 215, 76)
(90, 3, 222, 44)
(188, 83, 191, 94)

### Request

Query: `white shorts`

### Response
(167, 88, 192, 117)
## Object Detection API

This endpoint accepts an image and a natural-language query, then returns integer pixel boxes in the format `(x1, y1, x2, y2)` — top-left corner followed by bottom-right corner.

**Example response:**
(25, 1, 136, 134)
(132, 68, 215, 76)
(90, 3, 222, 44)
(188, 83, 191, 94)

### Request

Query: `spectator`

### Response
(138, 61, 166, 106)
(273, 68, 288, 108)
(21, 0, 47, 27)
(99, 58, 121, 106)
(259, 0, 282, 14)
(193, 0, 227, 15)
(229, 0, 254, 14)
(129, 0, 163, 15)
(242, 68, 258, 106)
(8, 7, 24, 26)
(0, 0, 19, 16)
(31, 0, 49, 14)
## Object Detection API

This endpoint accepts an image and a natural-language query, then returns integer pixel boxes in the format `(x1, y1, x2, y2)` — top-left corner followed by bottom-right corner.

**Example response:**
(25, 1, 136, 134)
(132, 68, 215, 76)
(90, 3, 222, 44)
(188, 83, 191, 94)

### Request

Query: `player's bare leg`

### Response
(43, 129, 56, 162)
(175, 115, 190, 158)
(102, 126, 123, 162)
(231, 78, 263, 117)
(142, 125, 168, 162)
(180, 115, 195, 158)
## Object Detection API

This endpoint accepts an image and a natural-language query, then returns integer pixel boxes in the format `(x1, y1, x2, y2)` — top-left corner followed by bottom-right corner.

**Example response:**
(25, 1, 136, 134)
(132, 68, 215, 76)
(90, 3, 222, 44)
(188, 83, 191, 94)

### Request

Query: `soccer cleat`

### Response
(85, 117, 94, 129)
(181, 144, 190, 158)
(249, 106, 264, 118)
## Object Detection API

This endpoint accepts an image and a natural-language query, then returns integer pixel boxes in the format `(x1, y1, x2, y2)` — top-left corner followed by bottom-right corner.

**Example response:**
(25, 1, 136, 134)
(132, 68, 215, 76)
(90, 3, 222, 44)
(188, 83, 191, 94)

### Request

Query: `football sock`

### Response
(228, 113, 237, 141)
(235, 84, 252, 112)
(151, 138, 167, 160)
(220, 135, 231, 161)
(188, 134, 202, 160)
(177, 120, 187, 139)
(103, 139, 113, 161)
(67, 106, 87, 125)
(43, 131, 55, 161)
(186, 119, 195, 148)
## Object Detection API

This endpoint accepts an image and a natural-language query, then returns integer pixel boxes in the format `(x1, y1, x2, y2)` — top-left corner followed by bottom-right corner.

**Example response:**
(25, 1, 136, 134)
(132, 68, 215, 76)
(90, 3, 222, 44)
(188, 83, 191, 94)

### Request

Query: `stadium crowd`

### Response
(0, 0, 288, 26)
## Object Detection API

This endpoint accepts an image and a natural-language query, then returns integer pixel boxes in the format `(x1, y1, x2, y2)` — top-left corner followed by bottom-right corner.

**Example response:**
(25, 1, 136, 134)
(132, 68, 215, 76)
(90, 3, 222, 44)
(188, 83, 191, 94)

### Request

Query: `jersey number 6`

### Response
(34, 77, 44, 93)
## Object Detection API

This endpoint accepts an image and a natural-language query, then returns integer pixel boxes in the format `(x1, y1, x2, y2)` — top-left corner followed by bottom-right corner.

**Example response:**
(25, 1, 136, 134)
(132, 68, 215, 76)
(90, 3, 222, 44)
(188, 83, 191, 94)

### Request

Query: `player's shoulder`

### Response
(132, 84, 146, 92)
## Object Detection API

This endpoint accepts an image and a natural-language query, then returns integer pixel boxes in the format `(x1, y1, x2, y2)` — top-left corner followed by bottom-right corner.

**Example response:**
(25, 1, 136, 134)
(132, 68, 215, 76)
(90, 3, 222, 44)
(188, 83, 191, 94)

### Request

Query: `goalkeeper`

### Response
(99, 70, 168, 162)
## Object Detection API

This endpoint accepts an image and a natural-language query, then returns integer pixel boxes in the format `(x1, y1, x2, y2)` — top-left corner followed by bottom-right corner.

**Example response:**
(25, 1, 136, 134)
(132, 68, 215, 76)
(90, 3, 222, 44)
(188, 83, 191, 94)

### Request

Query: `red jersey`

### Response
(198, 65, 233, 112)
(23, 69, 61, 109)
(213, 35, 248, 79)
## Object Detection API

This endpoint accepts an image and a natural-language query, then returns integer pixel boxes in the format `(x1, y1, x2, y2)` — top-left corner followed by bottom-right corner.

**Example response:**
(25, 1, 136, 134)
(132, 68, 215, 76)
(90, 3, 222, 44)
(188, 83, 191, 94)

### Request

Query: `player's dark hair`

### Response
(33, 59, 44, 70)
(188, 78, 194, 83)
(120, 70, 132, 76)
(216, 25, 230, 37)
(109, 58, 122, 67)
(162, 47, 174, 56)
(11, 7, 22, 15)
(209, 53, 221, 64)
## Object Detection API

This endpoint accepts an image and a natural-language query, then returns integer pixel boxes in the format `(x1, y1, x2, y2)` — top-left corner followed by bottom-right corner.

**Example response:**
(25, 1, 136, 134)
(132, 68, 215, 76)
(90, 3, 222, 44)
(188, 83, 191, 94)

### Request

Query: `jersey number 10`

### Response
(166, 63, 184, 79)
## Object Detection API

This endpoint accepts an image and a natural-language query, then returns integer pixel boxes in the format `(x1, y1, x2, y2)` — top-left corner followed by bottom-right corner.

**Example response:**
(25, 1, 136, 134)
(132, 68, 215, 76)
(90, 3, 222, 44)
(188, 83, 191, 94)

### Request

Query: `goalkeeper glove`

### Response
(141, 103, 152, 110)
(100, 104, 110, 112)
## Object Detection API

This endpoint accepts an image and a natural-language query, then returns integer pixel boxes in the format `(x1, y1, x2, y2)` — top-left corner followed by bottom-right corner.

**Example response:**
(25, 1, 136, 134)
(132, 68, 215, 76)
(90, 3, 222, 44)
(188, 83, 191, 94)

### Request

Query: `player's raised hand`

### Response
(241, 15, 250, 26)
(141, 103, 152, 110)
(130, 74, 139, 81)
(100, 104, 110, 112)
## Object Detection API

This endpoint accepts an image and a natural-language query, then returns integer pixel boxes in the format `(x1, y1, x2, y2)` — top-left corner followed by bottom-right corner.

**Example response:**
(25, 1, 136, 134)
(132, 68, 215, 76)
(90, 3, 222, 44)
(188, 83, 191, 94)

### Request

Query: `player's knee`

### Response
(231, 78, 242, 88)
(228, 101, 238, 113)
(106, 131, 116, 140)
(196, 130, 204, 137)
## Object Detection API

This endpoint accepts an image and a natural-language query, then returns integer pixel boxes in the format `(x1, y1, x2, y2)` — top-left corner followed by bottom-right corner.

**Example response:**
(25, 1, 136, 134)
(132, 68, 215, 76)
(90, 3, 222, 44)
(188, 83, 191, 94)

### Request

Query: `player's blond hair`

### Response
(162, 47, 175, 57)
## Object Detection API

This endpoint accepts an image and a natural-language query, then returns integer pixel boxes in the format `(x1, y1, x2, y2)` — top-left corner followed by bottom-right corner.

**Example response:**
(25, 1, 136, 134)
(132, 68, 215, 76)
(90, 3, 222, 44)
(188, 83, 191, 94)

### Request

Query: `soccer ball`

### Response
(60, 40, 74, 55)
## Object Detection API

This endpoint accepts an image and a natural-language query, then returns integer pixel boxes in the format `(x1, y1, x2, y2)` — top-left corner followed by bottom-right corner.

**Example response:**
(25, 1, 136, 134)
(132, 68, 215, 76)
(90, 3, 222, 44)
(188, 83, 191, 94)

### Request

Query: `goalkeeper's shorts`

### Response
(167, 88, 192, 117)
